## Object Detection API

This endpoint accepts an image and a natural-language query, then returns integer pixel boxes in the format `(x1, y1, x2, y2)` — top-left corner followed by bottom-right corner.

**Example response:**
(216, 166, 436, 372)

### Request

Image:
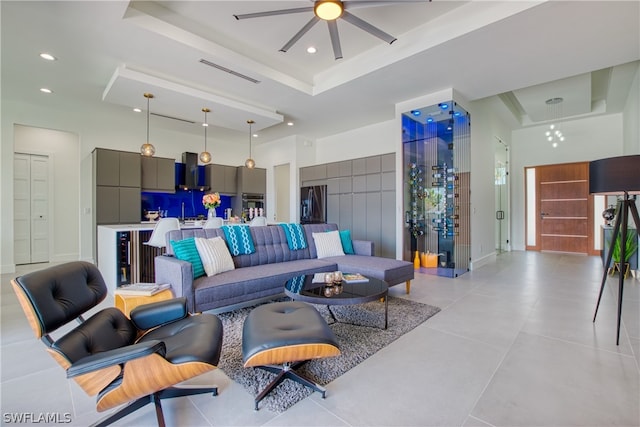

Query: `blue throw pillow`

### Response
(339, 229, 355, 254)
(170, 238, 205, 279)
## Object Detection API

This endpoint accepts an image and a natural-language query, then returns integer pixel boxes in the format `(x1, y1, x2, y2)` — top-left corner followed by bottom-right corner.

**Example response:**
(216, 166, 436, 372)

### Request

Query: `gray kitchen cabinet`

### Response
(224, 165, 237, 193)
(95, 149, 120, 186)
(326, 162, 340, 178)
(366, 156, 381, 174)
(339, 160, 352, 177)
(352, 158, 366, 176)
(327, 178, 340, 195)
(382, 153, 395, 172)
(237, 166, 265, 194)
(119, 187, 141, 223)
(142, 156, 175, 192)
(119, 151, 141, 187)
(95, 186, 119, 224)
(93, 148, 141, 225)
(300, 164, 327, 182)
(327, 194, 340, 224)
(206, 164, 237, 194)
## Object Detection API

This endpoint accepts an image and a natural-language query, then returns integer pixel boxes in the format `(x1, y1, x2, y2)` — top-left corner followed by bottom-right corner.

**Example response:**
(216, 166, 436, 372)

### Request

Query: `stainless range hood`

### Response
(177, 152, 209, 191)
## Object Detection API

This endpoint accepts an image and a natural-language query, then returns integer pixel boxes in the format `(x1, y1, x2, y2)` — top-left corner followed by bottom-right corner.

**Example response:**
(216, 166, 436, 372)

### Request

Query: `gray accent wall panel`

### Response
(300, 153, 395, 258)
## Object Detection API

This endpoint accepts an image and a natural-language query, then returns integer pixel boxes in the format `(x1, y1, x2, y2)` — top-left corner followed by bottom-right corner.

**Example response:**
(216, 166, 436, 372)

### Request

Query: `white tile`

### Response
(472, 332, 640, 427)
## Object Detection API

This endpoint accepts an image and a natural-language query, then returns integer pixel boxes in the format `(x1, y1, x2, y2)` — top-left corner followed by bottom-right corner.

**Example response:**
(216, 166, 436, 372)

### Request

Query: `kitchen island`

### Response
(97, 221, 204, 292)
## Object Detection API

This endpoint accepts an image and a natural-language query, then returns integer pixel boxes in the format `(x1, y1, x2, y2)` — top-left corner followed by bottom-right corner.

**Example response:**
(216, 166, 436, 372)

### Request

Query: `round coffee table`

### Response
(284, 274, 388, 329)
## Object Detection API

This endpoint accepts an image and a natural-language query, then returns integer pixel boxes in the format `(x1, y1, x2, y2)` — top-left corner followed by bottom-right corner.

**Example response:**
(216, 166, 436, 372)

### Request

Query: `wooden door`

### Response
(534, 162, 593, 254)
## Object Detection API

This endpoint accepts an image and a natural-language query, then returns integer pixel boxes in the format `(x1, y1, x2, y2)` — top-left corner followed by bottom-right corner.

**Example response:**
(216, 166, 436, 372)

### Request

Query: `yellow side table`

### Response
(114, 288, 174, 318)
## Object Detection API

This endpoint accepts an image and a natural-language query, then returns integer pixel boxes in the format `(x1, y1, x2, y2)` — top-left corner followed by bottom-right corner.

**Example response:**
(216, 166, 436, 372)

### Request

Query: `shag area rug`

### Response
(215, 296, 440, 412)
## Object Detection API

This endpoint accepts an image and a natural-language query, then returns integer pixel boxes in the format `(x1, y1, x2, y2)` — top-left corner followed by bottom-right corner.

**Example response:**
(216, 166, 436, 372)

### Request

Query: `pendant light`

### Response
(245, 119, 255, 169)
(140, 93, 156, 157)
(200, 107, 212, 164)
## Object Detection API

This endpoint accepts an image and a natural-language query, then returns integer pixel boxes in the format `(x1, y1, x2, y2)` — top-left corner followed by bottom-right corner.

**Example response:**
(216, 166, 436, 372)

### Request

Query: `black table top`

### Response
(284, 274, 388, 306)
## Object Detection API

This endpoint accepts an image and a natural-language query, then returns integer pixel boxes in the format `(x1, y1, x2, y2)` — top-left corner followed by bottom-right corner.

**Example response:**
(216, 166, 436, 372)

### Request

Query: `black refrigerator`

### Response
(300, 185, 327, 224)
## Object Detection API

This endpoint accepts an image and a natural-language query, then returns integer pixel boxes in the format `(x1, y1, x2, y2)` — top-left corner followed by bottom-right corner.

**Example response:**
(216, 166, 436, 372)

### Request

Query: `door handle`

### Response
(540, 212, 549, 219)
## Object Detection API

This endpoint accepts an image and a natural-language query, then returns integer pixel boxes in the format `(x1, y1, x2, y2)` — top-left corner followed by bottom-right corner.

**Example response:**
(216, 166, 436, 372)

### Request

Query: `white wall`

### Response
(510, 113, 624, 250)
(623, 65, 640, 154)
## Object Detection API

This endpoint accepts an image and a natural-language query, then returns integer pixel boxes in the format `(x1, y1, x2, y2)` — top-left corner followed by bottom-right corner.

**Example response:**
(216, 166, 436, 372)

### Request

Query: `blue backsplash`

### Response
(141, 163, 232, 220)
(141, 191, 232, 220)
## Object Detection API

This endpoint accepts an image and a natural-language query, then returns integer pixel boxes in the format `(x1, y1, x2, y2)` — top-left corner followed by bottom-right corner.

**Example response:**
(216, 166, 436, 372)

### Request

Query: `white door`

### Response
(14, 153, 49, 264)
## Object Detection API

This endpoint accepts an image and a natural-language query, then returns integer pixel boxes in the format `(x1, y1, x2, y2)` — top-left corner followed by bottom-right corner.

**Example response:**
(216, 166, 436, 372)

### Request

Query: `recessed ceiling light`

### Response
(287, 122, 294, 126)
(252, 133, 258, 138)
(306, 46, 317, 54)
(39, 53, 56, 61)
(40, 88, 53, 94)
(133, 108, 142, 113)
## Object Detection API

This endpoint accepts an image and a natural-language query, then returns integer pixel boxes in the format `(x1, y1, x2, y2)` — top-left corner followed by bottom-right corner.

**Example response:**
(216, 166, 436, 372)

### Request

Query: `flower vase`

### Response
(208, 208, 217, 219)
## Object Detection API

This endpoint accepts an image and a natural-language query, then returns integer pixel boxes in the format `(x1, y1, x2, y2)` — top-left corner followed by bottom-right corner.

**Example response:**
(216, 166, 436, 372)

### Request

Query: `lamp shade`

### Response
(589, 155, 640, 195)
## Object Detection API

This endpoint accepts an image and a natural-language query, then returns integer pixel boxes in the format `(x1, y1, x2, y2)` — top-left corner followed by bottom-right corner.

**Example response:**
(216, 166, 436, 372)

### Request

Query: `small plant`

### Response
(612, 232, 638, 263)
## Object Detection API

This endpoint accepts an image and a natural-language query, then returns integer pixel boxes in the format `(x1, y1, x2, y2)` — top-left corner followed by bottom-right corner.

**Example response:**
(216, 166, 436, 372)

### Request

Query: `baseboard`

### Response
(470, 252, 496, 270)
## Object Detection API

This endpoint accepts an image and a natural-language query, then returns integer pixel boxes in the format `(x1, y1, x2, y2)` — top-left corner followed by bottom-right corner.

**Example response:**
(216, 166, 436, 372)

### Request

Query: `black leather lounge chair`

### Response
(11, 261, 224, 427)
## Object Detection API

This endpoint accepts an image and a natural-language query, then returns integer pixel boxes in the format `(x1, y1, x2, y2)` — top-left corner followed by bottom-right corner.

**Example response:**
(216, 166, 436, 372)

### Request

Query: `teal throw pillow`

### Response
(339, 229, 355, 254)
(170, 238, 205, 279)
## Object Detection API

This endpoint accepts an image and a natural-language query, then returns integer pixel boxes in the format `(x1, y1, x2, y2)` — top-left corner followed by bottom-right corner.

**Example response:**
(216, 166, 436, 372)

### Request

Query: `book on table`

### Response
(115, 283, 171, 296)
(342, 273, 369, 283)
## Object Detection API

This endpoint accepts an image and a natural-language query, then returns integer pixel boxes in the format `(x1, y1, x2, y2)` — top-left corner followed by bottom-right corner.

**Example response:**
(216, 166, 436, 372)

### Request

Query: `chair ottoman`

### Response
(242, 301, 340, 410)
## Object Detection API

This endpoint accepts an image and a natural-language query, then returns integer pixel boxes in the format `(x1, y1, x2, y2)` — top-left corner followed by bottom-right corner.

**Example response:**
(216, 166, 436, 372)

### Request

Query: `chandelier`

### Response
(545, 97, 565, 148)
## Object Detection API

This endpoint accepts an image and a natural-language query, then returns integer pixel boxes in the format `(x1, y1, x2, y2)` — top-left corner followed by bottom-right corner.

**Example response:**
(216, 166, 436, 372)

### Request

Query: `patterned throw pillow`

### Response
(312, 230, 346, 259)
(170, 238, 205, 279)
(339, 229, 355, 254)
(194, 237, 235, 277)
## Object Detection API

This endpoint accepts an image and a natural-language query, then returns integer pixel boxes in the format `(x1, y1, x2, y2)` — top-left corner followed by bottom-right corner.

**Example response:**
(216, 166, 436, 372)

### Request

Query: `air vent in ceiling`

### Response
(199, 59, 260, 84)
(151, 112, 196, 124)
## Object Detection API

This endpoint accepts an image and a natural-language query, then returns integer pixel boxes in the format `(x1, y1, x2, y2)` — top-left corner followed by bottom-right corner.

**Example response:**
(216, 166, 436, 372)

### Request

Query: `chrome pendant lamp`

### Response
(140, 93, 156, 157)
(245, 119, 255, 169)
(200, 108, 212, 164)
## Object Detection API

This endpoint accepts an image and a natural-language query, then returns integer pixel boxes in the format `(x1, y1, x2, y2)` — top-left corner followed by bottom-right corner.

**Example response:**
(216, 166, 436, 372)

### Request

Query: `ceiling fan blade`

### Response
(343, 1, 431, 10)
(234, 7, 313, 20)
(280, 16, 321, 52)
(341, 11, 397, 44)
(327, 20, 343, 60)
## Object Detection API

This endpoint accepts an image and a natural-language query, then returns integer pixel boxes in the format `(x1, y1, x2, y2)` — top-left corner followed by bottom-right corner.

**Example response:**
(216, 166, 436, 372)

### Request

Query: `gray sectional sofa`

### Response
(155, 223, 413, 313)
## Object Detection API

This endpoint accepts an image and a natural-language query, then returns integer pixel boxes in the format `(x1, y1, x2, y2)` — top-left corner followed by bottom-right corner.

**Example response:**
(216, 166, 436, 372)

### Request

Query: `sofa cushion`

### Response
(192, 259, 337, 312)
(339, 229, 355, 255)
(323, 254, 414, 286)
(195, 237, 235, 277)
(221, 225, 256, 256)
(170, 238, 205, 279)
(313, 230, 345, 259)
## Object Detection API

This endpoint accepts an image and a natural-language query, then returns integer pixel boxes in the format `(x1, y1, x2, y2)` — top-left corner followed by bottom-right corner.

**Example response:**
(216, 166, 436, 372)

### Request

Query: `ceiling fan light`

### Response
(314, 1, 343, 20)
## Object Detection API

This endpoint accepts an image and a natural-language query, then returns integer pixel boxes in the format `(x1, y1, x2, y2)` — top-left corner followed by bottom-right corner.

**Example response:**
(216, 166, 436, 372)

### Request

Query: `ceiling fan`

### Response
(234, 0, 431, 60)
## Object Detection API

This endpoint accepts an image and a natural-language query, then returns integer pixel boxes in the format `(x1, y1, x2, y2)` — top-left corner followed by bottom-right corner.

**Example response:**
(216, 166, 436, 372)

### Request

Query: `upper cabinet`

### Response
(141, 156, 175, 193)
(95, 149, 141, 187)
(237, 166, 266, 194)
(205, 164, 237, 195)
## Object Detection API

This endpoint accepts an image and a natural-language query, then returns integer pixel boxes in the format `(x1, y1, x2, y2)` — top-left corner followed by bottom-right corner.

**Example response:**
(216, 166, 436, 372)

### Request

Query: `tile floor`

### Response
(1, 251, 639, 426)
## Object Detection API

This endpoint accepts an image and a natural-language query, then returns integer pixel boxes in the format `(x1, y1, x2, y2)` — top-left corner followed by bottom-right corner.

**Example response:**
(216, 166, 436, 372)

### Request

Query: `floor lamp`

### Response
(591, 155, 640, 345)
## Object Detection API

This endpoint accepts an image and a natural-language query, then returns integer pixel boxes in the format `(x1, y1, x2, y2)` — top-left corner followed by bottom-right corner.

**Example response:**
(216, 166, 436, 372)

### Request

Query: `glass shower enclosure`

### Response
(402, 101, 470, 277)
